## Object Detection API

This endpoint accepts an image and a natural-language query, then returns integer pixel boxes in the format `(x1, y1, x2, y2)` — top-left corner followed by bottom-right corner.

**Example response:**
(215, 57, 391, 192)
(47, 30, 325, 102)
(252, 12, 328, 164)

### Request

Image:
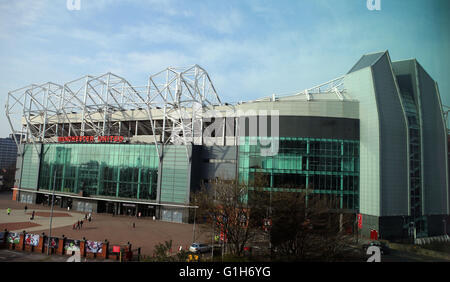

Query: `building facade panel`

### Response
(417, 64, 449, 215)
(20, 144, 42, 190)
(343, 67, 381, 216)
(371, 53, 409, 217)
(159, 146, 191, 205)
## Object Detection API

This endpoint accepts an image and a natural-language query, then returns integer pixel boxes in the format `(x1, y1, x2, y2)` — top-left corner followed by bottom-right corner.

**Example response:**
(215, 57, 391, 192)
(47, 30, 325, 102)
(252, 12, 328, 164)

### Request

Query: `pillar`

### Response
(36, 234, 45, 253)
(57, 236, 66, 255)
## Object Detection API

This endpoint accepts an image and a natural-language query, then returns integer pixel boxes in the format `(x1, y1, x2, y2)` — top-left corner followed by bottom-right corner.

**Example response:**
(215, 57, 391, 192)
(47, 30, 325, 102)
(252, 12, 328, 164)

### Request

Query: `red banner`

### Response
(57, 136, 124, 143)
(370, 229, 378, 240)
(357, 214, 362, 229)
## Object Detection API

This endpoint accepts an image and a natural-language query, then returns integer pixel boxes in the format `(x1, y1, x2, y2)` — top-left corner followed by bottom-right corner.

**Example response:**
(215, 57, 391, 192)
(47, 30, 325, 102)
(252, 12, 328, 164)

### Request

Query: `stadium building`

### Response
(6, 51, 449, 240)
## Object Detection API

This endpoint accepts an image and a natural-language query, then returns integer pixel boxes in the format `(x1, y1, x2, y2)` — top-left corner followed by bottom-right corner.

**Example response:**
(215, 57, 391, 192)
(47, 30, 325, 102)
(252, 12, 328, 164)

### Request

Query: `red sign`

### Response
(370, 230, 378, 240)
(357, 214, 362, 229)
(220, 229, 227, 243)
(112, 246, 120, 253)
(57, 136, 124, 143)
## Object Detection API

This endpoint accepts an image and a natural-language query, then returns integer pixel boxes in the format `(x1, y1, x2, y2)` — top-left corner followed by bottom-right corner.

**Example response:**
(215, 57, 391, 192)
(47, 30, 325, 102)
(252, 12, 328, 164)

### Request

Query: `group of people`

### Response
(6, 206, 36, 220)
(73, 213, 93, 230)
(24, 205, 35, 220)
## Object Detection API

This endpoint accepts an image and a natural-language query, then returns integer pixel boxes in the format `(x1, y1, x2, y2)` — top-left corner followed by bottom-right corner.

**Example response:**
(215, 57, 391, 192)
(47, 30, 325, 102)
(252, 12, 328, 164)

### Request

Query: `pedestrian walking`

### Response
(76, 220, 80, 230)
(80, 220, 83, 229)
(7, 208, 11, 215)
(30, 210, 35, 220)
(24, 205, 28, 213)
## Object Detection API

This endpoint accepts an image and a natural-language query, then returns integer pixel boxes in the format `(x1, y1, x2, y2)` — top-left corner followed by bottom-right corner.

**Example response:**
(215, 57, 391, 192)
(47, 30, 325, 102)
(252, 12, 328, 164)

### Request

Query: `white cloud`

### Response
(0, 0, 52, 28)
(203, 8, 244, 34)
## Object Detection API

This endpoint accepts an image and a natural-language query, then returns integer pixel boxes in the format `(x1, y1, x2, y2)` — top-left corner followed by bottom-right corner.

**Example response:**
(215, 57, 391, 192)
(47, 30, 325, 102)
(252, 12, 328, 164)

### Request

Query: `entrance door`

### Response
(122, 204, 136, 216)
(137, 205, 155, 217)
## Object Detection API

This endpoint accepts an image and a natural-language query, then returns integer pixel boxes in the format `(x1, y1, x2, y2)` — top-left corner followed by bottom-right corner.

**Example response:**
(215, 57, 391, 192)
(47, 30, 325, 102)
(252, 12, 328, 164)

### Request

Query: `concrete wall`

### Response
(360, 214, 380, 238)
(379, 216, 406, 240)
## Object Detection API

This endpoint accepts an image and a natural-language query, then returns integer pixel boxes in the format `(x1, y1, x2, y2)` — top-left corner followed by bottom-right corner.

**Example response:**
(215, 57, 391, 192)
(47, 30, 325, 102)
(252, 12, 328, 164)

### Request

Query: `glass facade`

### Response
(239, 136, 359, 210)
(37, 143, 159, 201)
(160, 146, 190, 204)
(397, 74, 427, 235)
(21, 144, 41, 189)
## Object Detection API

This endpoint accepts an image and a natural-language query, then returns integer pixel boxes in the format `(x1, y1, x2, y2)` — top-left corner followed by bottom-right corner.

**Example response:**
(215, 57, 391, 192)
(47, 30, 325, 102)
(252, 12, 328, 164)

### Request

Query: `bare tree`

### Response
(266, 190, 355, 261)
(192, 174, 356, 261)
(192, 178, 259, 257)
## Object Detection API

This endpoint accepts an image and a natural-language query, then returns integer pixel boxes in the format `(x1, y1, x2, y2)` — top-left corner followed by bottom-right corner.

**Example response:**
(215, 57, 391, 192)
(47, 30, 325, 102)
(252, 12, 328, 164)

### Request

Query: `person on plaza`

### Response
(80, 219, 83, 229)
(76, 220, 80, 230)
(7, 208, 11, 215)
(24, 205, 28, 213)
(30, 210, 35, 220)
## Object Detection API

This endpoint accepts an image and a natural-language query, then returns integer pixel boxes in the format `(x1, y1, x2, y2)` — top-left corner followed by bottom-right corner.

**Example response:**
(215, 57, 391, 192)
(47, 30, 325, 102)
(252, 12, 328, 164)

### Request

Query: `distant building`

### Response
(0, 134, 19, 190)
(0, 134, 18, 170)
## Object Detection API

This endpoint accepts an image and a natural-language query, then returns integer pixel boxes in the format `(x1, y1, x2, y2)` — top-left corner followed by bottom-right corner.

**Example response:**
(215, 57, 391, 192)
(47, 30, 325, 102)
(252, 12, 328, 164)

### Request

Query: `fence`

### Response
(414, 235, 450, 245)
(0, 229, 141, 262)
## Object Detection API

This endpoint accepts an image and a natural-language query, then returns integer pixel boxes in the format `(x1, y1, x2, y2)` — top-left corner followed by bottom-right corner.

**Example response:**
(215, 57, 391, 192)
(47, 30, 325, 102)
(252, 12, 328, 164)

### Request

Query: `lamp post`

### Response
(211, 213, 215, 261)
(46, 166, 57, 255)
(192, 207, 197, 243)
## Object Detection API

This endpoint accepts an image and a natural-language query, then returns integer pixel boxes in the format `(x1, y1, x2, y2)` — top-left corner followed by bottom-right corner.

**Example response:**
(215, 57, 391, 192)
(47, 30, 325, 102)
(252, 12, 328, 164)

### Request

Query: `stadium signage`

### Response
(57, 136, 125, 143)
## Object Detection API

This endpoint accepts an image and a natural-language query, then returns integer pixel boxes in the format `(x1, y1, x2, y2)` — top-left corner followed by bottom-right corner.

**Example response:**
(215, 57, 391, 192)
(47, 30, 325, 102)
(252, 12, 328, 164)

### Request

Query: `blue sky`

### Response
(0, 0, 449, 137)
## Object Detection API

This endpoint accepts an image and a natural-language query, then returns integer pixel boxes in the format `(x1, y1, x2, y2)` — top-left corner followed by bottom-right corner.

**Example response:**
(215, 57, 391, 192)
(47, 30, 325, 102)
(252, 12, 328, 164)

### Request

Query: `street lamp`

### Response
(46, 166, 57, 255)
(192, 207, 197, 243)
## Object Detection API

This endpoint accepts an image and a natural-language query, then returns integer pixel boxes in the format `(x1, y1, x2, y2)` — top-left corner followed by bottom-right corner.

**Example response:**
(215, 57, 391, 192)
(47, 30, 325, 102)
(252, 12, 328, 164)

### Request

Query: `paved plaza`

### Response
(0, 191, 204, 257)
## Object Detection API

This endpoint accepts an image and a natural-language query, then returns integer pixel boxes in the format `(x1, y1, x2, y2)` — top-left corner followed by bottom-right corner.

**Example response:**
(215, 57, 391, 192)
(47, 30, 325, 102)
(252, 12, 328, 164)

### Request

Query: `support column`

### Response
(116, 167, 120, 198)
(137, 168, 141, 199)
